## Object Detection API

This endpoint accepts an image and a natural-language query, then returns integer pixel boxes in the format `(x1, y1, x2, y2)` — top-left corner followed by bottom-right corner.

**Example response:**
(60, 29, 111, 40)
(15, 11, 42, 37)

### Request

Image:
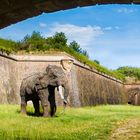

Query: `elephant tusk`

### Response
(58, 85, 64, 100)
(57, 86, 67, 115)
(63, 99, 67, 104)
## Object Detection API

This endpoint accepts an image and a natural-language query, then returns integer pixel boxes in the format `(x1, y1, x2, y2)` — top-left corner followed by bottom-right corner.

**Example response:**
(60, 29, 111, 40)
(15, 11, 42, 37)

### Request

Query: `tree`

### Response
(82, 50, 89, 58)
(94, 60, 100, 65)
(30, 31, 43, 40)
(53, 32, 67, 46)
(69, 41, 89, 57)
(19, 31, 45, 51)
(69, 41, 82, 53)
(116, 66, 140, 80)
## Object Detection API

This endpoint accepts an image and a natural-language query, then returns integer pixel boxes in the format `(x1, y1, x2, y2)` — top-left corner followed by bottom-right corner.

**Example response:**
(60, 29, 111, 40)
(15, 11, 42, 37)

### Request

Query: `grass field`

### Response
(0, 105, 140, 140)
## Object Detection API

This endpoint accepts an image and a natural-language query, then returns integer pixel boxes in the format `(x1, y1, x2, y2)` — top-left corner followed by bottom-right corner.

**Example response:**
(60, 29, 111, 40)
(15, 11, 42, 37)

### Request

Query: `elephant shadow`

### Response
(16, 104, 59, 117)
(26, 111, 58, 117)
(16, 107, 43, 117)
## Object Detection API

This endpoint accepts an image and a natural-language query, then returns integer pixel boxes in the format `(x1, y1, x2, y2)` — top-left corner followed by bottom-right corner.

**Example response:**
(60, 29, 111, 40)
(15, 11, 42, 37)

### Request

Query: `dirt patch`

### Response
(110, 118, 140, 140)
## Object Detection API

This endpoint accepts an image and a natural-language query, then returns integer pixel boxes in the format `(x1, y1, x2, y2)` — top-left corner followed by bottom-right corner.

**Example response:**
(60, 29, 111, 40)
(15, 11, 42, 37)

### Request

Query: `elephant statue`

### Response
(20, 65, 70, 117)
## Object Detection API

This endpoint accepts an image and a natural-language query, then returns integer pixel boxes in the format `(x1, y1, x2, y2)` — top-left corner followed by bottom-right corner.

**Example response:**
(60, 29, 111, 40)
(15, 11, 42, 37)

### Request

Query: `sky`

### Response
(0, 4, 140, 69)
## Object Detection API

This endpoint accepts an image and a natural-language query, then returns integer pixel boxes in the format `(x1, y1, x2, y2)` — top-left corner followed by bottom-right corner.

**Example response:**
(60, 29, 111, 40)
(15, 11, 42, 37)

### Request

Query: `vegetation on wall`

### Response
(114, 66, 140, 83)
(0, 38, 17, 54)
(0, 31, 125, 81)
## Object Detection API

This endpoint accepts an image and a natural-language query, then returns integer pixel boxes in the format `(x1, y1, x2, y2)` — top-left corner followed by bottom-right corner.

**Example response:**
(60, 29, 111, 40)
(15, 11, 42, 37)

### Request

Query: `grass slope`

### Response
(0, 36, 125, 81)
(0, 105, 140, 140)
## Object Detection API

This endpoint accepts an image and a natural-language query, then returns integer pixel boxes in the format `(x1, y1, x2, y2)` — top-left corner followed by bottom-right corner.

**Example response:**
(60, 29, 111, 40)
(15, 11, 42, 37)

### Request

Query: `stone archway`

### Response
(127, 87, 140, 105)
(0, 0, 140, 29)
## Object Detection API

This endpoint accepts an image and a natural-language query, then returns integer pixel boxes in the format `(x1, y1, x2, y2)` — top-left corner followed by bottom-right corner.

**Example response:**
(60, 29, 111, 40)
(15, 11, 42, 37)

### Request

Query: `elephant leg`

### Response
(32, 99, 40, 116)
(21, 96, 27, 115)
(38, 89, 50, 117)
(48, 86, 56, 117)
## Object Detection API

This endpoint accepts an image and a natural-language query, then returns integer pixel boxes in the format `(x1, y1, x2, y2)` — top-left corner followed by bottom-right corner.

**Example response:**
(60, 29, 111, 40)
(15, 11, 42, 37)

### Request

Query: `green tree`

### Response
(69, 41, 89, 57)
(69, 41, 82, 53)
(53, 32, 67, 46)
(45, 32, 68, 50)
(82, 50, 89, 58)
(116, 66, 140, 80)
(19, 31, 46, 51)
(94, 60, 100, 65)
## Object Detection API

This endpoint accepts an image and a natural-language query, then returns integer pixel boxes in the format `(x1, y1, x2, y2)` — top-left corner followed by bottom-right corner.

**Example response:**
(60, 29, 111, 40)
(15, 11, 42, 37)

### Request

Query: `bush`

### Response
(115, 66, 140, 80)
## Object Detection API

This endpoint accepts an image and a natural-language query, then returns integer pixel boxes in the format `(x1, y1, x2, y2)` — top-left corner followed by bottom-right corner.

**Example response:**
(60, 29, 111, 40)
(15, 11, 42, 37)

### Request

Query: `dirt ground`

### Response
(110, 118, 140, 140)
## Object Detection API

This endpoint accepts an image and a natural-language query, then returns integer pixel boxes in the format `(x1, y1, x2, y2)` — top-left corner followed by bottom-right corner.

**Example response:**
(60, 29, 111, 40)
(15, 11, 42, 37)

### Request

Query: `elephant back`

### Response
(46, 65, 65, 79)
(20, 73, 44, 96)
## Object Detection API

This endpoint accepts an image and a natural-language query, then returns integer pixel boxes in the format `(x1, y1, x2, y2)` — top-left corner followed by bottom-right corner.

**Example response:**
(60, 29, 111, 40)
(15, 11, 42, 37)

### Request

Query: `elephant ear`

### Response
(35, 83, 43, 91)
(35, 78, 48, 91)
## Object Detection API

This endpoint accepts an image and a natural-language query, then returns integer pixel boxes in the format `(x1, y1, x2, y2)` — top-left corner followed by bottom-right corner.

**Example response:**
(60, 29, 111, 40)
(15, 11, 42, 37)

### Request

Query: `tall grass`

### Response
(0, 105, 140, 139)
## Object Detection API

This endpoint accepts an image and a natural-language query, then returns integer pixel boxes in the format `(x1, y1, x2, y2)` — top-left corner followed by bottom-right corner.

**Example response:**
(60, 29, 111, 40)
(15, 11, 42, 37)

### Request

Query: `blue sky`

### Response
(0, 4, 140, 69)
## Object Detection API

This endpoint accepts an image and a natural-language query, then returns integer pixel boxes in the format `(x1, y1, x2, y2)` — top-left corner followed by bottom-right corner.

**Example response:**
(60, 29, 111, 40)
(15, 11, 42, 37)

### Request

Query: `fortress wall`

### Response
(0, 53, 129, 106)
(0, 53, 73, 105)
(0, 54, 18, 103)
(74, 63, 127, 106)
(124, 84, 140, 105)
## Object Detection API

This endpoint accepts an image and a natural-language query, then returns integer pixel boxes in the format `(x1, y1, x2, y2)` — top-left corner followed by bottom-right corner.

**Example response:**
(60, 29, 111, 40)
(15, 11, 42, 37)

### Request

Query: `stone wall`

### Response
(125, 84, 140, 105)
(74, 64, 127, 106)
(0, 52, 128, 106)
(0, 55, 18, 103)
(0, 53, 73, 105)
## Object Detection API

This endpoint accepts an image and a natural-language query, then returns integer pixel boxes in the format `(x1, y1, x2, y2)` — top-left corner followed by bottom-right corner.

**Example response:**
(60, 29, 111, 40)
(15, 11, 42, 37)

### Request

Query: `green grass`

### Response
(0, 105, 140, 140)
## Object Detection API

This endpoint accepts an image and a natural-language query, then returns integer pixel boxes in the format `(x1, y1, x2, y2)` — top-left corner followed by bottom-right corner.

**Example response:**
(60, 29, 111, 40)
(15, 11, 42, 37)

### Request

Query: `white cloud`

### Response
(104, 27, 113, 31)
(114, 26, 120, 30)
(116, 8, 137, 14)
(104, 26, 120, 31)
(46, 23, 104, 47)
(39, 23, 47, 28)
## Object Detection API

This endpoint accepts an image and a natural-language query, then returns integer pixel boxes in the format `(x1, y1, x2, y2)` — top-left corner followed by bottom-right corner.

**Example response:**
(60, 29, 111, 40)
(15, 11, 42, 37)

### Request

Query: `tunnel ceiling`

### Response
(0, 0, 140, 29)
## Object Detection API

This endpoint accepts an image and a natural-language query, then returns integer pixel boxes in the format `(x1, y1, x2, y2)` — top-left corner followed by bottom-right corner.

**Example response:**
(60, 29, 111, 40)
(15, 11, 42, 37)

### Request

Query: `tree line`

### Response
(15, 31, 89, 58)
(115, 66, 140, 81)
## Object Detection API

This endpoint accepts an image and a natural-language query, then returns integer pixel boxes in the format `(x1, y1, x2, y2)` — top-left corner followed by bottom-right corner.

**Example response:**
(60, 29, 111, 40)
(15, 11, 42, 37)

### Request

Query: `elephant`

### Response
(20, 65, 70, 117)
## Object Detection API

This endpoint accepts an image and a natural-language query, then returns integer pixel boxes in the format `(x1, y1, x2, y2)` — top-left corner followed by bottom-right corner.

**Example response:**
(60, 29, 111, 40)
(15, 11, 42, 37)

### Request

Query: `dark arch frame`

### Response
(0, 0, 139, 29)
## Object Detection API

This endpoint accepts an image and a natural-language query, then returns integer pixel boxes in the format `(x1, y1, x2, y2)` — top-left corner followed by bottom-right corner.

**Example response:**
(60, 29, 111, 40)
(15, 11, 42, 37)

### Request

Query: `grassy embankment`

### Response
(0, 105, 140, 140)
(0, 37, 125, 81)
